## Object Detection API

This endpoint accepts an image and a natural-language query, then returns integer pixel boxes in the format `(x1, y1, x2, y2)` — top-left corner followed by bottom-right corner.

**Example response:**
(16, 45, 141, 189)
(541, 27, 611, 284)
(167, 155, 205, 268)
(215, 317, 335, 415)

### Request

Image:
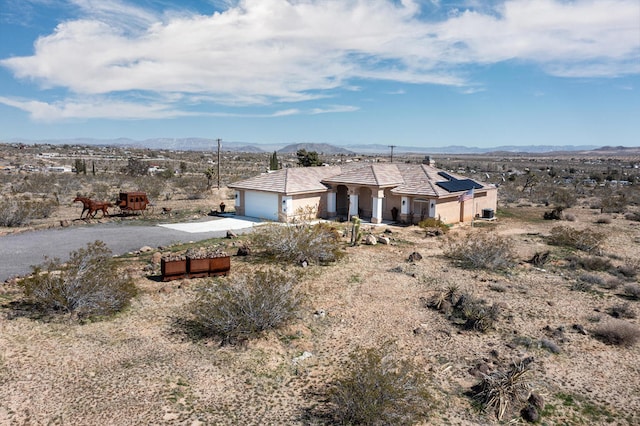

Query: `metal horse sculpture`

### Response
(73, 196, 112, 219)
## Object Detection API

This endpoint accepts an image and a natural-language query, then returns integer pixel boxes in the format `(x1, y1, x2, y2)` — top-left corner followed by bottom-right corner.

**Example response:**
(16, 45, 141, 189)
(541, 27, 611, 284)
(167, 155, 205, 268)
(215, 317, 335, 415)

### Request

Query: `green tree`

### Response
(269, 151, 280, 170)
(296, 149, 321, 167)
(124, 157, 148, 176)
(204, 166, 216, 190)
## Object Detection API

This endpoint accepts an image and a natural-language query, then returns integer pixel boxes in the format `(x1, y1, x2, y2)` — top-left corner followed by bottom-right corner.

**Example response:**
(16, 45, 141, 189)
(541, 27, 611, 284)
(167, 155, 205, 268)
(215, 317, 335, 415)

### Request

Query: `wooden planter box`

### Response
(187, 257, 210, 279)
(209, 256, 231, 277)
(161, 259, 187, 281)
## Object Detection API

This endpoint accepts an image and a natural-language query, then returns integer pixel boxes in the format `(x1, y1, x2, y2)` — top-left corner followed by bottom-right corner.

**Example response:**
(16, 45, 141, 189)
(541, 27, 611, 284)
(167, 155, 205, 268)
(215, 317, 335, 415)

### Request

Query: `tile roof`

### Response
(228, 166, 343, 195)
(230, 164, 494, 197)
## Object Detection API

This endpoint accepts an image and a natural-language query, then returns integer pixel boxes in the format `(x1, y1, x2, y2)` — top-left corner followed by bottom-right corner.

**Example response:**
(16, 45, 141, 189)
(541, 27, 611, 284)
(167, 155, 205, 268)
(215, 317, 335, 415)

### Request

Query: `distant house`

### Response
(229, 163, 497, 225)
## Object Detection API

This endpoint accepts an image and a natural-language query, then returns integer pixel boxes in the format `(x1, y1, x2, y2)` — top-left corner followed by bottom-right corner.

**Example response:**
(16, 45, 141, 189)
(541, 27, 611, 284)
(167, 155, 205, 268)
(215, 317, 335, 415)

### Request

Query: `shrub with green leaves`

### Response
(418, 217, 449, 235)
(323, 344, 433, 425)
(252, 222, 344, 265)
(444, 232, 515, 270)
(548, 226, 606, 254)
(190, 269, 302, 344)
(20, 241, 136, 319)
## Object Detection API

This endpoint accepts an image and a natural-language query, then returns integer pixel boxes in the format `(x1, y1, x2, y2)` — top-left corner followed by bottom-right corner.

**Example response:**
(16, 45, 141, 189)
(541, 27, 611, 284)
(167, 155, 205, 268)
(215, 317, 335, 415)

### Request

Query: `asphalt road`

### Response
(0, 220, 255, 281)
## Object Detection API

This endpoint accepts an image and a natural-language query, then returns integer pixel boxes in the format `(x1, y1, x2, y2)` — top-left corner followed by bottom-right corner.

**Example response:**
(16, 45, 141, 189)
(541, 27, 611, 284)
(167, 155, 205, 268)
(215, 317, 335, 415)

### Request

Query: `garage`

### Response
(244, 190, 279, 220)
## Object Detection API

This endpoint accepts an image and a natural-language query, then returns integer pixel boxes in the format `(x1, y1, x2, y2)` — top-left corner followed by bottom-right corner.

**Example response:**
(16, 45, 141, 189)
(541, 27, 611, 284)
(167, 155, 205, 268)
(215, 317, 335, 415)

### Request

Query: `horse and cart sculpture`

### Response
(73, 192, 153, 219)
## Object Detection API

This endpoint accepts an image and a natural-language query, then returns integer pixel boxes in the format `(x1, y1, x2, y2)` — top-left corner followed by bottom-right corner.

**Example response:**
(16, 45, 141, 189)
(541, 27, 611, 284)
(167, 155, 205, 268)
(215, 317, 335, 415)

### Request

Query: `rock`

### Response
(299, 258, 309, 268)
(528, 392, 545, 410)
(292, 351, 313, 365)
(384, 228, 393, 234)
(226, 230, 238, 239)
(60, 220, 70, 227)
(140, 246, 153, 253)
(236, 246, 251, 256)
(151, 252, 162, 265)
(521, 405, 539, 423)
(377, 235, 391, 245)
(364, 234, 377, 245)
(408, 251, 422, 262)
(313, 309, 326, 319)
(572, 324, 588, 335)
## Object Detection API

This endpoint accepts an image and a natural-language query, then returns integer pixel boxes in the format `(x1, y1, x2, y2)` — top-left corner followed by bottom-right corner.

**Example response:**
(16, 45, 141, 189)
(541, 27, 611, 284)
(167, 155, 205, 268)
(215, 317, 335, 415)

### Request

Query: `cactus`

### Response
(350, 216, 362, 246)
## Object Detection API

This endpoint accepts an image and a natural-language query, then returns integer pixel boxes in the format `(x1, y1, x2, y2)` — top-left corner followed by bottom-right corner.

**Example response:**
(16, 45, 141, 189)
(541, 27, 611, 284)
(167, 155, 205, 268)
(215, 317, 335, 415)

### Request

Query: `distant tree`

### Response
(73, 159, 86, 175)
(269, 151, 280, 170)
(179, 161, 188, 174)
(82, 159, 87, 175)
(297, 149, 321, 167)
(124, 157, 148, 176)
(204, 166, 216, 190)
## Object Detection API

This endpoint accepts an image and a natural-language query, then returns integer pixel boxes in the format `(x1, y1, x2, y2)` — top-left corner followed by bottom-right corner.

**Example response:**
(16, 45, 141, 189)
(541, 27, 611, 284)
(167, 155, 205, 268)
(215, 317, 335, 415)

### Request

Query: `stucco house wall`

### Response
(229, 164, 498, 226)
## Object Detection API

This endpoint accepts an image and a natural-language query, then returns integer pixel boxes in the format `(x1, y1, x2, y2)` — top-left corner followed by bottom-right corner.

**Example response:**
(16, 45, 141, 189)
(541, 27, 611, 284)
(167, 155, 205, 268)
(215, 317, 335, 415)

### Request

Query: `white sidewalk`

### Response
(158, 216, 263, 233)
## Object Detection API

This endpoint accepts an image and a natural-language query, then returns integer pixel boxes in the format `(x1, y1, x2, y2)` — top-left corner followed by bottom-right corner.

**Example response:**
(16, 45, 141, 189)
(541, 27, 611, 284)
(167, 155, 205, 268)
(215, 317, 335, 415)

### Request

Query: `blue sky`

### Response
(0, 0, 638, 148)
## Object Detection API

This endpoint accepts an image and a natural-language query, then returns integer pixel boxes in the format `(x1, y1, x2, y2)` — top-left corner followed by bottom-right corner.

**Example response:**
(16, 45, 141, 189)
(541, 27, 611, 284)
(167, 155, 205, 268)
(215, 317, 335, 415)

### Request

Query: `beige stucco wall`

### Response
(383, 189, 402, 221)
(288, 194, 323, 222)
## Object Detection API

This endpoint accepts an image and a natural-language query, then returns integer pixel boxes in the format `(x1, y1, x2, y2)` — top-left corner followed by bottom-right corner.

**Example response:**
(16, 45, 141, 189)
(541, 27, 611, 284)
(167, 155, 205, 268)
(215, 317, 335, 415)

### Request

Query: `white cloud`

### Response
(1, 0, 638, 120)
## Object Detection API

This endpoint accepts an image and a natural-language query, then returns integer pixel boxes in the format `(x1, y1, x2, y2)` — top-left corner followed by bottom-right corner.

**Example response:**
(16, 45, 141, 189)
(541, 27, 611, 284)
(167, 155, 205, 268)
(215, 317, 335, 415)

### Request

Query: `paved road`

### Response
(0, 218, 259, 281)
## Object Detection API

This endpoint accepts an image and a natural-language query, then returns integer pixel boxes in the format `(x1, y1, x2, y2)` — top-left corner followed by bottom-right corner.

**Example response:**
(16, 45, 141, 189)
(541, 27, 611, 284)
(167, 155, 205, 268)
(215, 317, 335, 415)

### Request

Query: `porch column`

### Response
(348, 188, 359, 217)
(327, 191, 337, 217)
(400, 196, 410, 223)
(371, 189, 384, 224)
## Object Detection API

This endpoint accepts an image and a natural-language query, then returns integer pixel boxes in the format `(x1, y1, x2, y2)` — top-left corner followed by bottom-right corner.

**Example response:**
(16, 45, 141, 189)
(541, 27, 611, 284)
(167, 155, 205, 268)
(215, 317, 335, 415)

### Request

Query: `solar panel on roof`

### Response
(438, 171, 455, 180)
(436, 179, 483, 193)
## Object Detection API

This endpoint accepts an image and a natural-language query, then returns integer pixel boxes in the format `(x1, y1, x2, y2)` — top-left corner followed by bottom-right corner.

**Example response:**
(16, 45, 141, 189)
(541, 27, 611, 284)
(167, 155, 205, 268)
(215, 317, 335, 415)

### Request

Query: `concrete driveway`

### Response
(0, 216, 262, 281)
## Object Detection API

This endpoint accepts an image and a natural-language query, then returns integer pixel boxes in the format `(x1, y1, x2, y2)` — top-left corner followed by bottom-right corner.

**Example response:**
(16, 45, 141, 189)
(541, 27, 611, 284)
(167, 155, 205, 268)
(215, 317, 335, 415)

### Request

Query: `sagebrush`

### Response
(20, 240, 136, 319)
(323, 343, 433, 425)
(189, 269, 302, 344)
(548, 226, 606, 254)
(444, 232, 515, 270)
(252, 222, 344, 265)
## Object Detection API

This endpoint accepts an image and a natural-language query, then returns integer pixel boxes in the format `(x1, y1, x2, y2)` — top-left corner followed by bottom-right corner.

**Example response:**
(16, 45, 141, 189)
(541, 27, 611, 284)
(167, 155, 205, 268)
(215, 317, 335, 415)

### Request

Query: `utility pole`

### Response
(216, 138, 221, 189)
(388, 145, 396, 163)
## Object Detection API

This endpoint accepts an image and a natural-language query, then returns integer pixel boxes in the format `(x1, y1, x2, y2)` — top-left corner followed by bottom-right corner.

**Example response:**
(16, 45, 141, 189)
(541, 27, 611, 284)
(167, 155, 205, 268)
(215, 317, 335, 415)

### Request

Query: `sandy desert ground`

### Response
(1, 197, 639, 425)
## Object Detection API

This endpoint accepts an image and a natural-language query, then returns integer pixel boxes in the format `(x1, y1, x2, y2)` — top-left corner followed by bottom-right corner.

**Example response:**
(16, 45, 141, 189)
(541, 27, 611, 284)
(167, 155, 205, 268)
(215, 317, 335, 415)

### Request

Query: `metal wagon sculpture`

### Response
(116, 191, 154, 215)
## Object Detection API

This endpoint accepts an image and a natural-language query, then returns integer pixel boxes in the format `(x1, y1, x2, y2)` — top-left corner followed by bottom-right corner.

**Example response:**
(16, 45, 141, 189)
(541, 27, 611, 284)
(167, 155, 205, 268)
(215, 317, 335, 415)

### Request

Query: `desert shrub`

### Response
(566, 255, 612, 271)
(548, 226, 606, 254)
(428, 288, 500, 332)
(600, 194, 627, 213)
(444, 232, 515, 270)
(595, 216, 612, 224)
(623, 283, 640, 300)
(0, 199, 30, 226)
(563, 212, 576, 222)
(0, 199, 57, 227)
(20, 241, 136, 319)
(591, 320, 640, 347)
(418, 218, 449, 235)
(602, 278, 623, 290)
(323, 344, 433, 425)
(471, 357, 534, 421)
(549, 188, 577, 209)
(624, 212, 640, 222)
(580, 273, 605, 285)
(607, 303, 636, 319)
(189, 269, 302, 344)
(610, 263, 638, 280)
(252, 222, 343, 265)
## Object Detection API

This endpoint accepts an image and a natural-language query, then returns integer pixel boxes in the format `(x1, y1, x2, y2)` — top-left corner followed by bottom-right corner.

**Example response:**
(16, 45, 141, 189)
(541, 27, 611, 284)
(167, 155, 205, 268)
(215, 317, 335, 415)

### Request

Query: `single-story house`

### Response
(228, 163, 497, 225)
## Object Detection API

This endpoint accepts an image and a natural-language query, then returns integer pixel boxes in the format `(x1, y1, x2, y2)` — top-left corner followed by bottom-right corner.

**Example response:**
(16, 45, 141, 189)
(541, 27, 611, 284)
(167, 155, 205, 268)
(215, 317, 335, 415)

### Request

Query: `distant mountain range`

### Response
(5, 137, 638, 155)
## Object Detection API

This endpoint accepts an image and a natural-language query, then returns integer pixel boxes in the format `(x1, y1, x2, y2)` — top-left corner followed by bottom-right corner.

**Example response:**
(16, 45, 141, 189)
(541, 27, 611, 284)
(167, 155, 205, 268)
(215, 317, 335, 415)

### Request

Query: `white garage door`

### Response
(244, 191, 279, 220)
